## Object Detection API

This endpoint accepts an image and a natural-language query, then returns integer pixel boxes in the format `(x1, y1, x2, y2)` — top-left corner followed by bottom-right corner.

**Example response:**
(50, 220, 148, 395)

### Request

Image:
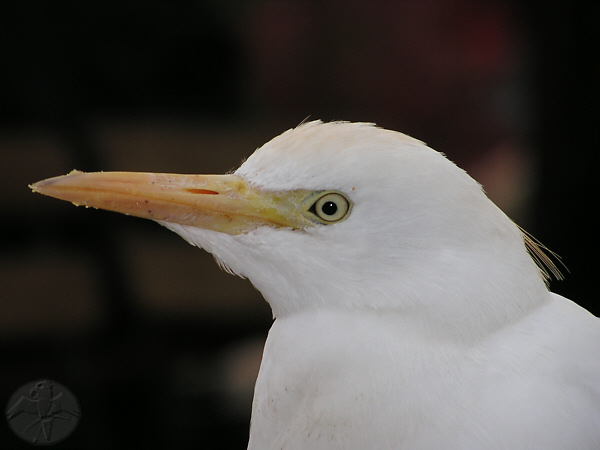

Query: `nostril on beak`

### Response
(185, 188, 219, 195)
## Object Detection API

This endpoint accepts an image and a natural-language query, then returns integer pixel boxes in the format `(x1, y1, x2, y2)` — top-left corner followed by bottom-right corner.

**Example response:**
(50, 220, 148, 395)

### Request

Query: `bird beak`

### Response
(30, 171, 313, 235)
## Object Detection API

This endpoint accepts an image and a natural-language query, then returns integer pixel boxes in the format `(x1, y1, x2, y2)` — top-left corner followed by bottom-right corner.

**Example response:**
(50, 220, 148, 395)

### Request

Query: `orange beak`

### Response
(30, 171, 313, 235)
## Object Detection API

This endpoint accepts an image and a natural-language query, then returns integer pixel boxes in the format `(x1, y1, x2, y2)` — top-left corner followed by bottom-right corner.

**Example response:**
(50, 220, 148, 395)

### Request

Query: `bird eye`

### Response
(309, 192, 351, 223)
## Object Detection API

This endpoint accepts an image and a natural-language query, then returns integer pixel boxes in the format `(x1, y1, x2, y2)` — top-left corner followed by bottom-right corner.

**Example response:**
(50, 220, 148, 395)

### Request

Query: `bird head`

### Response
(31, 121, 549, 326)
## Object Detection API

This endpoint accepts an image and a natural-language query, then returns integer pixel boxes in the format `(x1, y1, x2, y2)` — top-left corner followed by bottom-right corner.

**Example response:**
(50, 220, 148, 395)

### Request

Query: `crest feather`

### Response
(519, 225, 567, 285)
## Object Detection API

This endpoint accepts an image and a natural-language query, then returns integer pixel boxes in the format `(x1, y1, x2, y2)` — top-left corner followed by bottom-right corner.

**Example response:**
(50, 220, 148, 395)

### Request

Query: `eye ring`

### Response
(309, 191, 351, 223)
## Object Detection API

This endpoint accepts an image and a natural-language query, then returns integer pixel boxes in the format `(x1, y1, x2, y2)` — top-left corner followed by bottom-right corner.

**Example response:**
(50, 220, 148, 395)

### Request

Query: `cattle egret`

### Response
(31, 121, 600, 449)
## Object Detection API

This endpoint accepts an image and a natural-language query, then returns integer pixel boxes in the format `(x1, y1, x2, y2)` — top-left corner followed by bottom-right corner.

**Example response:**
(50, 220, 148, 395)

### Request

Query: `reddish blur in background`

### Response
(1, 1, 597, 448)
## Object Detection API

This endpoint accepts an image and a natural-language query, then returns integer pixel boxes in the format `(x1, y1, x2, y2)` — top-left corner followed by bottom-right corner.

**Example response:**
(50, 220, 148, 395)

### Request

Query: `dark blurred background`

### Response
(1, 1, 598, 448)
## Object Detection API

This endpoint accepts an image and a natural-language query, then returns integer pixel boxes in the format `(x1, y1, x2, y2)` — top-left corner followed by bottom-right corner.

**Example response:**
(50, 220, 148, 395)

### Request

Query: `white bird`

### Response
(32, 121, 599, 449)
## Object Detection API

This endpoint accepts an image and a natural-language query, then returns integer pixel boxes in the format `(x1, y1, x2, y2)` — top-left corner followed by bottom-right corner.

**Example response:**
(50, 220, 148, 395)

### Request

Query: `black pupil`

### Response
(321, 201, 338, 216)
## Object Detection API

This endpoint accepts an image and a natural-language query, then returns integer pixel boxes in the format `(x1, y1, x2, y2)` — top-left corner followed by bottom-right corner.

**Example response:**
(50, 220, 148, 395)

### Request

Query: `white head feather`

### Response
(161, 121, 549, 340)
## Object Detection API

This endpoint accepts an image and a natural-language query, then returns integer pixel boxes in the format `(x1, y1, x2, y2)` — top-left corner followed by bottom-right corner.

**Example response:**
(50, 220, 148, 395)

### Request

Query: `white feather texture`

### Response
(160, 121, 600, 449)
